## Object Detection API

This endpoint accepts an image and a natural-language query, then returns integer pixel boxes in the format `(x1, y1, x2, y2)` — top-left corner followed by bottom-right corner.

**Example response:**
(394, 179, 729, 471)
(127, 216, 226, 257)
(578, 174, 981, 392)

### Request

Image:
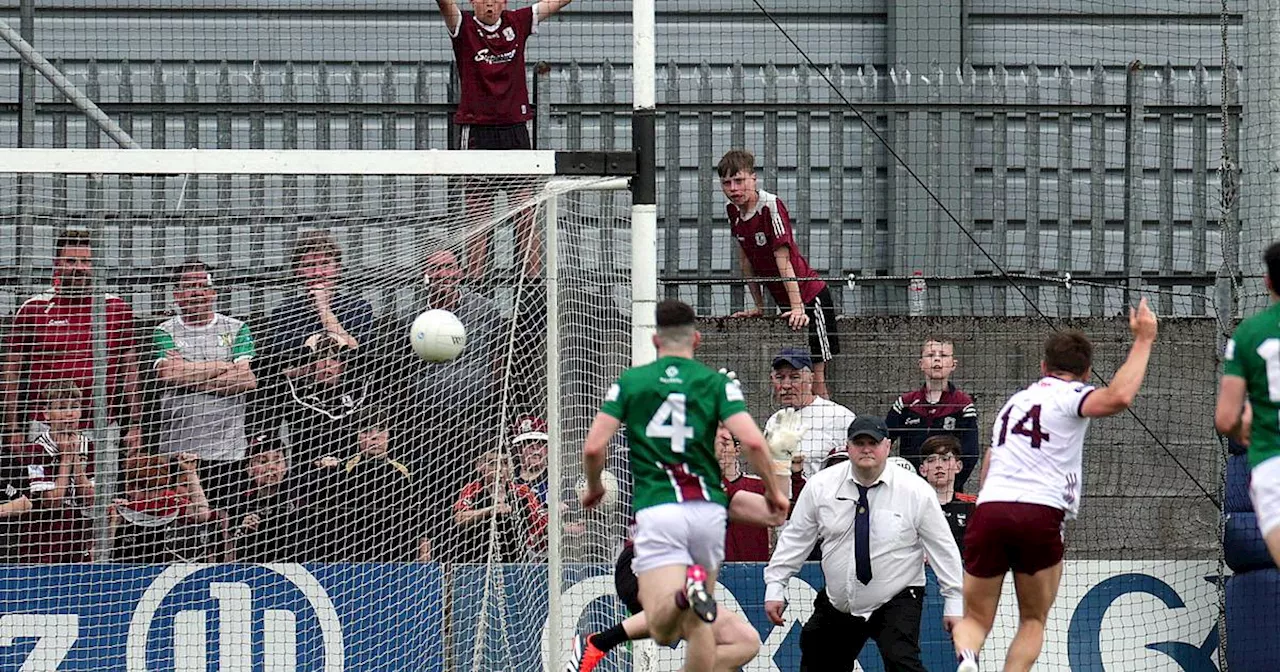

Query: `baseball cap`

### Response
(847, 416, 889, 442)
(822, 445, 850, 468)
(512, 415, 550, 444)
(771, 347, 814, 371)
(246, 431, 287, 457)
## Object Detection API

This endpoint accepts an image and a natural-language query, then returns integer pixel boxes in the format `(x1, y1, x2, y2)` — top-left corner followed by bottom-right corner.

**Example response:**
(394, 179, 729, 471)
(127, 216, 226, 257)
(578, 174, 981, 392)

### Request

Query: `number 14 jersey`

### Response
(978, 376, 1096, 519)
(600, 355, 747, 513)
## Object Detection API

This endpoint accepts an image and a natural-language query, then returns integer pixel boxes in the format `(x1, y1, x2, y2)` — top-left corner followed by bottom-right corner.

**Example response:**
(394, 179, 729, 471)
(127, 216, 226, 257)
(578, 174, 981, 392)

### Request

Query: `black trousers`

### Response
(799, 587, 926, 672)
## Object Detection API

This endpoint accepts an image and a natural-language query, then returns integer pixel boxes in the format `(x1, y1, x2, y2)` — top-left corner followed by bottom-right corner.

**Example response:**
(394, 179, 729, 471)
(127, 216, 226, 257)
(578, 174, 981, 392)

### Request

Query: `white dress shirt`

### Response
(764, 459, 964, 618)
(767, 397, 857, 477)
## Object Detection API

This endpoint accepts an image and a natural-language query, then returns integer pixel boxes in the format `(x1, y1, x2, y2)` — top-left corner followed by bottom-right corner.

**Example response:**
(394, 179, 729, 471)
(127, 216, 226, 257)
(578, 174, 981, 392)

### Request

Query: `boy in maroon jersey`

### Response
(437, 0, 575, 281)
(717, 150, 840, 398)
(12, 380, 96, 563)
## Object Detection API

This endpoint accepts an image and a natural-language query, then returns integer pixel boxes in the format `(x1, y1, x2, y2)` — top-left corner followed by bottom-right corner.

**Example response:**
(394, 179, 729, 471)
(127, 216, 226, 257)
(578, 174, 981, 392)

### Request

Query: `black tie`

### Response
(855, 484, 873, 585)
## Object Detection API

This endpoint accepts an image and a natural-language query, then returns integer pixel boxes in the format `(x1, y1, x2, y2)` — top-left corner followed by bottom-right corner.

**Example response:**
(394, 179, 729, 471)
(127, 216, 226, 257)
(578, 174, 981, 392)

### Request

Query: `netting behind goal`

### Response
(0, 152, 632, 671)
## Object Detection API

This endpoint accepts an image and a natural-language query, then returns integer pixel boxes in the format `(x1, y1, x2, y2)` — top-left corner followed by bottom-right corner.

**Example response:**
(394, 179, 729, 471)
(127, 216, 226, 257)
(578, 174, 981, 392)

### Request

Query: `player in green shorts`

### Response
(580, 299, 789, 672)
(1216, 240, 1280, 569)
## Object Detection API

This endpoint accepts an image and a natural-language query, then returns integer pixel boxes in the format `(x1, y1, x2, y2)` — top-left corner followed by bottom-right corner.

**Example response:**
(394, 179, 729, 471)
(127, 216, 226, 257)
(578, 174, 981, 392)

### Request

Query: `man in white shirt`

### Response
(764, 416, 963, 672)
(953, 299, 1157, 672)
(766, 347, 857, 477)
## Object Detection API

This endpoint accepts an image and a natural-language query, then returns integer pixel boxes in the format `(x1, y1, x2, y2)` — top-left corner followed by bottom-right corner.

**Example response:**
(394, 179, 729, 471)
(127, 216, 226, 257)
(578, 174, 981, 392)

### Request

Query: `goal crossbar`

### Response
(0, 148, 637, 177)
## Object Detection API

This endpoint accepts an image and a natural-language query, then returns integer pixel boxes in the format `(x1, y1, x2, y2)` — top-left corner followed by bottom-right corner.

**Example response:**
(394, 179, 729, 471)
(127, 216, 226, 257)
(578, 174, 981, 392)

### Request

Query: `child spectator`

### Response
(109, 451, 214, 562)
(229, 434, 308, 562)
(12, 380, 95, 563)
(885, 337, 980, 488)
(719, 150, 841, 398)
(511, 415, 549, 505)
(315, 406, 420, 562)
(716, 426, 770, 562)
(452, 448, 547, 562)
(917, 434, 976, 554)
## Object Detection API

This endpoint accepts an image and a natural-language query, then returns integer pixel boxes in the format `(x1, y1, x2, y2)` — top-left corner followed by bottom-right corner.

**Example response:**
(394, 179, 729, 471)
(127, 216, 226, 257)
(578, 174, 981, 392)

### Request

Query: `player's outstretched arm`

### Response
(437, 0, 462, 35)
(728, 490, 786, 528)
(1081, 297, 1158, 418)
(535, 0, 574, 21)
(1215, 376, 1250, 444)
(724, 411, 789, 518)
(581, 412, 621, 507)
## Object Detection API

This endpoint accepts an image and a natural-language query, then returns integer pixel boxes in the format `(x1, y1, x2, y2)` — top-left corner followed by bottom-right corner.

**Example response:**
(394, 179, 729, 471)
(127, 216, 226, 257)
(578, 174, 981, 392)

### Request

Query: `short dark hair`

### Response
(290, 230, 342, 272)
(1265, 241, 1280, 287)
(716, 150, 755, 179)
(922, 337, 954, 350)
(921, 434, 962, 458)
(54, 230, 91, 257)
(173, 258, 211, 285)
(655, 299, 696, 329)
(1043, 329, 1093, 377)
(42, 379, 84, 404)
(356, 405, 390, 431)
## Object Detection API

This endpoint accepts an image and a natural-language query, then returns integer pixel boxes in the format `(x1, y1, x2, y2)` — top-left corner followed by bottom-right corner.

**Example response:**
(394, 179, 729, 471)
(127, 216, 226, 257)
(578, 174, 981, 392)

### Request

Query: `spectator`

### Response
(229, 434, 308, 563)
(717, 426, 770, 562)
(2, 229, 141, 454)
(436, 0, 575, 280)
(153, 260, 257, 511)
(452, 448, 548, 563)
(765, 347, 857, 477)
(315, 406, 420, 562)
(255, 231, 374, 469)
(11, 381, 95, 563)
(511, 415, 549, 504)
(411, 249, 505, 545)
(109, 451, 215, 563)
(917, 434, 976, 555)
(2, 442, 31, 510)
(719, 150, 841, 398)
(764, 416, 963, 671)
(885, 337, 980, 489)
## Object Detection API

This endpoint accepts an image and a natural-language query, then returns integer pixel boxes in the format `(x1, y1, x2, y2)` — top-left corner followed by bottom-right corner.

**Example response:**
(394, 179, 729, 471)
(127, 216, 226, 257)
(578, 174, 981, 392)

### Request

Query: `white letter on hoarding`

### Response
(0, 613, 79, 672)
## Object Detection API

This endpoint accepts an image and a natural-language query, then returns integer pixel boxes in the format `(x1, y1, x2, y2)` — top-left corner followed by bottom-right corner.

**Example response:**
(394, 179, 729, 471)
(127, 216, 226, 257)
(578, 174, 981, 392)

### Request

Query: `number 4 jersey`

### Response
(1223, 302, 1280, 470)
(978, 376, 1096, 519)
(600, 355, 747, 513)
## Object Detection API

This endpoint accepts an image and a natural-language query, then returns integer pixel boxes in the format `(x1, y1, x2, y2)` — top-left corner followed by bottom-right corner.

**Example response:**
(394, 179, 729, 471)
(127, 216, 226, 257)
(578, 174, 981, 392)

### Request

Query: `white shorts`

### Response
(1250, 455, 1280, 537)
(631, 501, 727, 575)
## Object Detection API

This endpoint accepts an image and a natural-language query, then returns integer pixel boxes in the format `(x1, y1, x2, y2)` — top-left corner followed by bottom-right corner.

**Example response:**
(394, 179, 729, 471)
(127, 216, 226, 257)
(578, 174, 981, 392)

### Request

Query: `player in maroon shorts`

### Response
(951, 299, 1157, 672)
(436, 0, 574, 280)
(717, 150, 840, 399)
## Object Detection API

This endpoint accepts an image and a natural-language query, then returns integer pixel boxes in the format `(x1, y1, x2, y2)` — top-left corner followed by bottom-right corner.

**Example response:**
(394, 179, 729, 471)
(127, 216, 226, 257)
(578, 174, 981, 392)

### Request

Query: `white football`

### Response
(410, 309, 467, 362)
(576, 469, 619, 508)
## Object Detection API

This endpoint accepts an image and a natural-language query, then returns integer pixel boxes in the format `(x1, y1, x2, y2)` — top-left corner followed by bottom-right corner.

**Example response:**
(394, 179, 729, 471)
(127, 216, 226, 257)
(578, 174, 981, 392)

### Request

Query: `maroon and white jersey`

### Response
(978, 376, 1095, 519)
(727, 189, 825, 307)
(449, 7, 537, 125)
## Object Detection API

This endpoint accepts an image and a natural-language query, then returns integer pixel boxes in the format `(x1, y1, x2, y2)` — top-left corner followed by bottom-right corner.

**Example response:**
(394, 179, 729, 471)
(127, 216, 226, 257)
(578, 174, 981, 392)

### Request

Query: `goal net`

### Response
(0, 148, 634, 671)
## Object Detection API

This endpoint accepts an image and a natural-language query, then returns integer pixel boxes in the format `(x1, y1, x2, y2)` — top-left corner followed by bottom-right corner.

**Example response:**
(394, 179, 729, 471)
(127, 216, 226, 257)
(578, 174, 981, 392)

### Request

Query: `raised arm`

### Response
(1215, 375, 1249, 443)
(581, 411, 621, 507)
(437, 0, 462, 36)
(733, 248, 765, 317)
(535, 0, 574, 21)
(1080, 298, 1158, 418)
(724, 410, 788, 517)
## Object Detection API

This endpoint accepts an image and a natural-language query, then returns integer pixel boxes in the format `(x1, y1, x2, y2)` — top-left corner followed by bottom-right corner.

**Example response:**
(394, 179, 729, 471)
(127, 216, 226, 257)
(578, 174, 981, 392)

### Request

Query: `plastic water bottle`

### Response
(908, 271, 927, 316)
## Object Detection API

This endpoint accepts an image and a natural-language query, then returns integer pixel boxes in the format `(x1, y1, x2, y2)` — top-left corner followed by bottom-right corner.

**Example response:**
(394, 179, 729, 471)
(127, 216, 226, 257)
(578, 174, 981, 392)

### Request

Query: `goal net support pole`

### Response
(0, 20, 141, 150)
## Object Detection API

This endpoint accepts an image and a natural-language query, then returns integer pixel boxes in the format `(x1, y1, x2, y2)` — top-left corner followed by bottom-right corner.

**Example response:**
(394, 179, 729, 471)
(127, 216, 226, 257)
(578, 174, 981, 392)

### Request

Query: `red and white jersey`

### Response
(977, 376, 1095, 519)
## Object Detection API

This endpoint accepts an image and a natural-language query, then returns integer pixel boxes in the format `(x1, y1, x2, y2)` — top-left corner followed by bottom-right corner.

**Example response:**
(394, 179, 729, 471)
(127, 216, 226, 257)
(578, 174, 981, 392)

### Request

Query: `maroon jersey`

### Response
(5, 291, 137, 426)
(13, 434, 95, 563)
(449, 7, 537, 125)
(724, 474, 770, 561)
(727, 189, 825, 307)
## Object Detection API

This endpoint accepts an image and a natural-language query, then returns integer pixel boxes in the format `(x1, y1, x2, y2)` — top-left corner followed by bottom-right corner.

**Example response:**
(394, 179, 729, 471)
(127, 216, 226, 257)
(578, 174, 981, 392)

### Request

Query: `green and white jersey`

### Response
(1224, 301, 1280, 469)
(600, 355, 747, 512)
(154, 313, 255, 461)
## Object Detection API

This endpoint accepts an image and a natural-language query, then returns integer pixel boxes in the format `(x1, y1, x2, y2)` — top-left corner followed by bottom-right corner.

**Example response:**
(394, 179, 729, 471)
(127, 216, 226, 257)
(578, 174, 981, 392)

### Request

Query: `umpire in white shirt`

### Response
(764, 416, 964, 672)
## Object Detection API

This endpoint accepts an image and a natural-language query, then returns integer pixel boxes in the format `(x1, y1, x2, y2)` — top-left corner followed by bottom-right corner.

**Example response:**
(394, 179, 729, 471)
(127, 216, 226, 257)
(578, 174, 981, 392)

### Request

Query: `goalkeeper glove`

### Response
(765, 408, 807, 464)
(718, 367, 741, 387)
